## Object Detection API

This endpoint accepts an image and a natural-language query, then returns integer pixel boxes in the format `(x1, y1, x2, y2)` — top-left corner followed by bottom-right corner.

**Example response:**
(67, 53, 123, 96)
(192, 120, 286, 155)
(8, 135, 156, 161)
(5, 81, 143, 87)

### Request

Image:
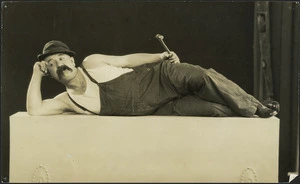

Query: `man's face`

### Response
(44, 53, 77, 83)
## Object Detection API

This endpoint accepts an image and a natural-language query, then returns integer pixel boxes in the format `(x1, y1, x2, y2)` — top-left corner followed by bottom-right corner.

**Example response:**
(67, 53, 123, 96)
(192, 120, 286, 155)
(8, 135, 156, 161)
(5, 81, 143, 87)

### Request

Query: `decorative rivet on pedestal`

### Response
(240, 167, 257, 183)
(32, 165, 50, 183)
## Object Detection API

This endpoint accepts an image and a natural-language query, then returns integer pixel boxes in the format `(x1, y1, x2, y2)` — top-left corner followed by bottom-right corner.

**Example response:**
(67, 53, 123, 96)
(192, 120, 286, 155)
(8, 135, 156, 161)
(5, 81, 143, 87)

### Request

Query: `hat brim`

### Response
(37, 50, 76, 61)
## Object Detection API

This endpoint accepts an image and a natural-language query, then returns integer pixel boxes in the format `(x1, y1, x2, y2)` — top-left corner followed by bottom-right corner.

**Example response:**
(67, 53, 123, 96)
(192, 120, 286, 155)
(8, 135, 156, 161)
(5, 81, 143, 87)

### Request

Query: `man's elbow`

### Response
(120, 57, 134, 68)
(26, 106, 51, 116)
(27, 107, 43, 116)
(122, 60, 132, 68)
(27, 106, 64, 116)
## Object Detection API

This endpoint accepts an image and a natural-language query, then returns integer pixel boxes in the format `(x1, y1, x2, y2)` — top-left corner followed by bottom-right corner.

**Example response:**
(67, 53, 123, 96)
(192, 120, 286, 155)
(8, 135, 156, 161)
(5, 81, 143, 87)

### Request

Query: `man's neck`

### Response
(65, 68, 87, 95)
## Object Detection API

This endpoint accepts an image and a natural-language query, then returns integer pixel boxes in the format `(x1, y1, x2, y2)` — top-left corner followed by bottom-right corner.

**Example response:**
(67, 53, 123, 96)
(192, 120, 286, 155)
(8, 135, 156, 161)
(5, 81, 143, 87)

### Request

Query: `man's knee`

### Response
(163, 63, 209, 93)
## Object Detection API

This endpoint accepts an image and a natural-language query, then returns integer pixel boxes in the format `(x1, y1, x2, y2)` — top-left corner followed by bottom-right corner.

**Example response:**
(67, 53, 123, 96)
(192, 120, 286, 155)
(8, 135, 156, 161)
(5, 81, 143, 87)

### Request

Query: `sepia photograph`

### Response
(1, 0, 299, 183)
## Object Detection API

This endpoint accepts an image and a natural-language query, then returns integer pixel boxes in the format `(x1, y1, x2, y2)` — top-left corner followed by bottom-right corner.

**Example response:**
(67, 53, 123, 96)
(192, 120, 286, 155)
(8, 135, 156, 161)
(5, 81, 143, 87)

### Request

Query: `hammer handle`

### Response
(157, 39, 171, 54)
(155, 34, 171, 54)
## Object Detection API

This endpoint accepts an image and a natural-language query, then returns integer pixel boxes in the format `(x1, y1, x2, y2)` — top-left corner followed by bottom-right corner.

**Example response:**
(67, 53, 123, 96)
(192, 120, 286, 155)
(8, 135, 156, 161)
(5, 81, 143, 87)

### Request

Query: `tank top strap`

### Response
(79, 64, 98, 84)
(67, 93, 99, 115)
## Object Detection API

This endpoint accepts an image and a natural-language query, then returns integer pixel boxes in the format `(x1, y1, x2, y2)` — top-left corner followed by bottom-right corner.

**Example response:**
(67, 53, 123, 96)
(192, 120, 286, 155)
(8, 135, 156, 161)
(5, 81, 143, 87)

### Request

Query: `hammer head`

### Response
(155, 34, 164, 40)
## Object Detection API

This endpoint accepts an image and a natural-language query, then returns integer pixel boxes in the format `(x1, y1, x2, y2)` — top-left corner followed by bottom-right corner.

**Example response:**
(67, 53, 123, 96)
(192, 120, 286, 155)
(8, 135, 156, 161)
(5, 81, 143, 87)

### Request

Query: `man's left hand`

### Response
(161, 51, 180, 64)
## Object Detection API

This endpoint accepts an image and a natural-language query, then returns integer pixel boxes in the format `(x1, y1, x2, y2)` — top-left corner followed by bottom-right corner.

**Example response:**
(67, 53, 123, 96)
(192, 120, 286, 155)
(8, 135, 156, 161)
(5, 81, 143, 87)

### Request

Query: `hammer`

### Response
(155, 34, 171, 54)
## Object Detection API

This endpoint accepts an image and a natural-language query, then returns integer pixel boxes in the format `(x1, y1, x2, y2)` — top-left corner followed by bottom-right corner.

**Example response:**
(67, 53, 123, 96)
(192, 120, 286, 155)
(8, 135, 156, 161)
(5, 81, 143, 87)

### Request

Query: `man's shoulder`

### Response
(83, 54, 106, 62)
(82, 54, 97, 64)
(82, 54, 107, 69)
(54, 92, 70, 102)
(54, 92, 78, 109)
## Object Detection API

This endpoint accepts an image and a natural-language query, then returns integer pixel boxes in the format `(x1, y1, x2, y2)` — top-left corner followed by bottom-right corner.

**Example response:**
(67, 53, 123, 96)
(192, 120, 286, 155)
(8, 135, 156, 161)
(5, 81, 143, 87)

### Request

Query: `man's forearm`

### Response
(26, 73, 44, 115)
(82, 52, 170, 69)
(123, 53, 164, 67)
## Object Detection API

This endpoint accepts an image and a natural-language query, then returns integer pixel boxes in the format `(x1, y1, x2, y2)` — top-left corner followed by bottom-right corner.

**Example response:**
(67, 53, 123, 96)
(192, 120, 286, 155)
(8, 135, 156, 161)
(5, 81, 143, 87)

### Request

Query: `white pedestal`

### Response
(10, 112, 279, 182)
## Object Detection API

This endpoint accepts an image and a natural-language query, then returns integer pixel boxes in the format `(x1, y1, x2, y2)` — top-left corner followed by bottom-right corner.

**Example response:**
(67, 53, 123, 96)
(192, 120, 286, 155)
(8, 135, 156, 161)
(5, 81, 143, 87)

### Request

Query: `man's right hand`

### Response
(33, 61, 49, 77)
(27, 61, 72, 116)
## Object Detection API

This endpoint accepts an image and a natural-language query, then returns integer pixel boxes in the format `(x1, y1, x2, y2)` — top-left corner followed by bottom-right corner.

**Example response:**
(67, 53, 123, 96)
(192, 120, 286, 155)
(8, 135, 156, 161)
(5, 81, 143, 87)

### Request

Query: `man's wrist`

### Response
(159, 52, 167, 62)
(32, 71, 44, 81)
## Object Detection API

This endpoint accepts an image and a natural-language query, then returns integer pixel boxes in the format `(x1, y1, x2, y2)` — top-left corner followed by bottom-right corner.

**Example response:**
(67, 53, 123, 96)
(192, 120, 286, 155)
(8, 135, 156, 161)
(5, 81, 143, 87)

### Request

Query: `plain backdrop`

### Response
(3, 1, 296, 182)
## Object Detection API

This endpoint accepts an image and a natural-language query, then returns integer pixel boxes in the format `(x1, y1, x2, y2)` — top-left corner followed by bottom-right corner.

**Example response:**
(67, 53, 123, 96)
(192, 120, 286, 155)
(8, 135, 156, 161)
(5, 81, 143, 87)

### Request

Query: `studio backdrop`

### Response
(1, 1, 298, 182)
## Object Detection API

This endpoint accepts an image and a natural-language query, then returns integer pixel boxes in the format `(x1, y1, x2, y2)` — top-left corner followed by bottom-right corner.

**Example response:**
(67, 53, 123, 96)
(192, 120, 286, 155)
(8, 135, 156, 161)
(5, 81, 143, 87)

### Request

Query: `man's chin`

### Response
(59, 74, 77, 84)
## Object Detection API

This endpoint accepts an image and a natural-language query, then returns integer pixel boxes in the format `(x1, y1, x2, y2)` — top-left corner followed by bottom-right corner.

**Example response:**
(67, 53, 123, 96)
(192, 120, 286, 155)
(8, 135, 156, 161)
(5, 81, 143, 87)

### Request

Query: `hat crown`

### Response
(37, 40, 75, 60)
(43, 40, 70, 53)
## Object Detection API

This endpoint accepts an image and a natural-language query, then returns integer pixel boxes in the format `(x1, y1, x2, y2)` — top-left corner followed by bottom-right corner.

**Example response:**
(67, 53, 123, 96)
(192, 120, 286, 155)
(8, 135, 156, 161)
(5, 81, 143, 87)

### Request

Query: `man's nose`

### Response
(55, 60, 64, 67)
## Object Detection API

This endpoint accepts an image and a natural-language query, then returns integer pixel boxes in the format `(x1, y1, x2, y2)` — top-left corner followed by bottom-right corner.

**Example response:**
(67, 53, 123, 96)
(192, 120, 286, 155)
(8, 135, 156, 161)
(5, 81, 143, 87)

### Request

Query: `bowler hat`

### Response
(37, 40, 76, 60)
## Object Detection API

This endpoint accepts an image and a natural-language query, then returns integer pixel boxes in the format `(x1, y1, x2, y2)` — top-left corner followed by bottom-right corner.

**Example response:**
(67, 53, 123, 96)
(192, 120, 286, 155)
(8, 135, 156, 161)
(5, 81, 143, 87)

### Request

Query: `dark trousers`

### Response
(154, 62, 259, 117)
(98, 62, 259, 117)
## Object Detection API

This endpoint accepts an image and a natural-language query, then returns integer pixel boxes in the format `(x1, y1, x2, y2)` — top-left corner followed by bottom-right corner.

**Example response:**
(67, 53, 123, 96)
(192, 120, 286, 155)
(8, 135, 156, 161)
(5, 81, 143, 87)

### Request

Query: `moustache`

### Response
(56, 65, 73, 79)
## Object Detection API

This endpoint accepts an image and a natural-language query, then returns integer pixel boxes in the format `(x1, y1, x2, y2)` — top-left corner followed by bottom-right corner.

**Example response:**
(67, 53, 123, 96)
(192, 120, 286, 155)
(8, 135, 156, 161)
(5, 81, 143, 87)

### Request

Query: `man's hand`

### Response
(160, 51, 180, 64)
(33, 61, 49, 77)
